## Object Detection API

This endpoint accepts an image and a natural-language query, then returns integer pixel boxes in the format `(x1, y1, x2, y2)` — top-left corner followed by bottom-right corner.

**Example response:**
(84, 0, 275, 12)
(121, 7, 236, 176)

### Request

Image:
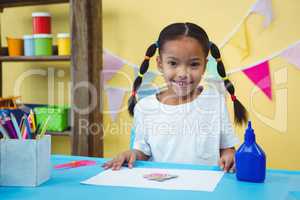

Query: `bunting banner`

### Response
(101, 38, 300, 121)
(137, 85, 160, 100)
(280, 42, 300, 69)
(242, 61, 272, 100)
(219, 0, 274, 60)
(101, 51, 125, 84)
(228, 40, 300, 75)
(205, 55, 221, 80)
(106, 87, 126, 121)
(228, 19, 250, 60)
(134, 67, 158, 85)
(251, 0, 273, 28)
(102, 40, 300, 113)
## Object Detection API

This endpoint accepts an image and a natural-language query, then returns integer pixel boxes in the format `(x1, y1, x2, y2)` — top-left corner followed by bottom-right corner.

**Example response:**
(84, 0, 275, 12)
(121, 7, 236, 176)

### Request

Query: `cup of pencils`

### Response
(0, 110, 51, 187)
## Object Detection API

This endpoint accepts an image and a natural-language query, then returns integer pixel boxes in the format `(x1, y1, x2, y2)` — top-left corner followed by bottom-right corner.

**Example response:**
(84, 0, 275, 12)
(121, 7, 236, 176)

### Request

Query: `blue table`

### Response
(1, 155, 300, 200)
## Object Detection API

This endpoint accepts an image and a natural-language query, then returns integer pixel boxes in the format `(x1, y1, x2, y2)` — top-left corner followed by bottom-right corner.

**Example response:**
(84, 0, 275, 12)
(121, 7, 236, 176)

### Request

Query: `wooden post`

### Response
(70, 0, 103, 157)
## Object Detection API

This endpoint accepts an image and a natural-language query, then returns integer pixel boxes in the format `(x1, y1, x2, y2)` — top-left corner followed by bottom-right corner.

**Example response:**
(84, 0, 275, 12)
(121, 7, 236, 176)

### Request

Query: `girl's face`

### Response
(156, 36, 207, 98)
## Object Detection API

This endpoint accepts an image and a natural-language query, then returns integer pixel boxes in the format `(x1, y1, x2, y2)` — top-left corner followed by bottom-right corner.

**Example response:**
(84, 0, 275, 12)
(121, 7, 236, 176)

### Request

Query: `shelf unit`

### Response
(0, 46, 70, 62)
(0, 55, 70, 62)
(47, 130, 71, 136)
(0, 0, 103, 157)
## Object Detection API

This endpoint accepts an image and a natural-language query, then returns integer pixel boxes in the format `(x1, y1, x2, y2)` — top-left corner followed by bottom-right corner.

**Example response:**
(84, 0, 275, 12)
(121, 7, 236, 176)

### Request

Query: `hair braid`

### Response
(128, 43, 157, 116)
(210, 42, 248, 125)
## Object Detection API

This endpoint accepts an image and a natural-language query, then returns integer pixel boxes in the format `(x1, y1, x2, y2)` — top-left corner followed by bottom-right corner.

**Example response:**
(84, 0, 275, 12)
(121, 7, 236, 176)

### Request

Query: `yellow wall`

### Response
(2, 0, 300, 170)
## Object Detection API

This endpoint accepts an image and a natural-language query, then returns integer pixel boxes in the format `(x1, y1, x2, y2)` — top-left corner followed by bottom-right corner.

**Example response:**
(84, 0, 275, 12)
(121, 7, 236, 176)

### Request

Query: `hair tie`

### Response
(155, 41, 160, 48)
(144, 56, 151, 60)
(138, 72, 144, 78)
(131, 91, 137, 96)
(231, 95, 237, 102)
(222, 76, 229, 81)
(216, 58, 222, 62)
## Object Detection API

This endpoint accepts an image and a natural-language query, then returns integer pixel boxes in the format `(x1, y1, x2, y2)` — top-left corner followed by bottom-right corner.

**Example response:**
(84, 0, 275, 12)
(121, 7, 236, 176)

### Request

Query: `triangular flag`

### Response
(280, 43, 300, 69)
(243, 61, 272, 100)
(134, 68, 157, 85)
(137, 85, 159, 100)
(251, 0, 273, 28)
(101, 52, 125, 84)
(229, 20, 250, 60)
(106, 88, 126, 121)
(205, 55, 221, 80)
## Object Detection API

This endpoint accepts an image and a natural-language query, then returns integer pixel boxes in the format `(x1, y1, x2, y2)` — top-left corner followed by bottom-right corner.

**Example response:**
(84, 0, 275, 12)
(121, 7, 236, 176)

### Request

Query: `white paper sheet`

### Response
(81, 167, 224, 192)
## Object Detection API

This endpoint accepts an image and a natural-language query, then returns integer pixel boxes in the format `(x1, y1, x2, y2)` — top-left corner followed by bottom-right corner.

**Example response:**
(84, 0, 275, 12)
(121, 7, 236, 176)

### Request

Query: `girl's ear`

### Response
(156, 56, 163, 72)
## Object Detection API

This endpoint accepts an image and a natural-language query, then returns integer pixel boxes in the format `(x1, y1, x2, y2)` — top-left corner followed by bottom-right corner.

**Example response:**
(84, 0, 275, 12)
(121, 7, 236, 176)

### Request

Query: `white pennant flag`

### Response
(106, 88, 126, 121)
(251, 0, 273, 28)
(280, 42, 300, 69)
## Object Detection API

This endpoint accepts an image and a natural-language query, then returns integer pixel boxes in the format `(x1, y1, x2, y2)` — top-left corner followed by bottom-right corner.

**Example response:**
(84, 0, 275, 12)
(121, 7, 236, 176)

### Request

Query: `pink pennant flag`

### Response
(107, 88, 126, 121)
(243, 61, 272, 100)
(101, 52, 125, 84)
(251, 0, 273, 28)
(280, 43, 300, 69)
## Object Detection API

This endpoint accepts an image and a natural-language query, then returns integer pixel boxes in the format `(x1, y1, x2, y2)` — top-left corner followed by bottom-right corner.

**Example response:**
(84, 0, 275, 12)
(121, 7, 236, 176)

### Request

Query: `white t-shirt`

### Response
(132, 86, 239, 166)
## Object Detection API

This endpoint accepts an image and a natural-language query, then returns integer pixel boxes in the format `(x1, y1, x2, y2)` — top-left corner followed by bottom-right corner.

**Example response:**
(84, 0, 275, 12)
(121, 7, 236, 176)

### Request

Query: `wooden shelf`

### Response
(0, 0, 103, 156)
(0, 0, 69, 9)
(0, 55, 70, 62)
(46, 130, 71, 136)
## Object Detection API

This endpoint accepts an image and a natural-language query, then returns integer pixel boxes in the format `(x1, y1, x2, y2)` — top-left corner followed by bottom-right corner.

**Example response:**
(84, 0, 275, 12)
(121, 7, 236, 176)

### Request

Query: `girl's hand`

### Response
(219, 147, 236, 173)
(102, 150, 137, 170)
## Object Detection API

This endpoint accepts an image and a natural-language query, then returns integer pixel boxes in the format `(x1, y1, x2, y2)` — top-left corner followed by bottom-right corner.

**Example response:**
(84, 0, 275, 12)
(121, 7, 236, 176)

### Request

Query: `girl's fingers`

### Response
(229, 163, 236, 173)
(111, 162, 119, 170)
(102, 151, 135, 171)
(111, 156, 126, 171)
(223, 160, 231, 172)
(115, 157, 125, 170)
(218, 158, 225, 170)
(127, 152, 136, 169)
(224, 157, 235, 172)
(102, 160, 113, 169)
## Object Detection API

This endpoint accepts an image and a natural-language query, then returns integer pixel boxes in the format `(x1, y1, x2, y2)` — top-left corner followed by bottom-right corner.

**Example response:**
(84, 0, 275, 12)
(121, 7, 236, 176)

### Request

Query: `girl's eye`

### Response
(168, 61, 177, 66)
(191, 62, 200, 68)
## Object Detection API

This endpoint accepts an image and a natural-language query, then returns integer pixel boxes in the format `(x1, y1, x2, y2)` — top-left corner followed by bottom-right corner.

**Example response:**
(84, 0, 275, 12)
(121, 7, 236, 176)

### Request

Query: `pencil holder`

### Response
(0, 135, 51, 187)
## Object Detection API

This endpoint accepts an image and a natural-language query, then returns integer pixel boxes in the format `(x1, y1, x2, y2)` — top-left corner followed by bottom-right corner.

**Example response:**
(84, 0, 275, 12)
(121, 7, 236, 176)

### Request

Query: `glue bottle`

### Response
(235, 121, 266, 183)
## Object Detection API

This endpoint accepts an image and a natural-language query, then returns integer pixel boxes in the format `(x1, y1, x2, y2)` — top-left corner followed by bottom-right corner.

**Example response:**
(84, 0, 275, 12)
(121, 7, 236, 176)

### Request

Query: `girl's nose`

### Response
(177, 67, 188, 79)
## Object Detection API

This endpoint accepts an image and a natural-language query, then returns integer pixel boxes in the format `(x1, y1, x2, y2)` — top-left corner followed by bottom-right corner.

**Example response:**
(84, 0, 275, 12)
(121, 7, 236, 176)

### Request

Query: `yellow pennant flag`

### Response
(229, 17, 250, 60)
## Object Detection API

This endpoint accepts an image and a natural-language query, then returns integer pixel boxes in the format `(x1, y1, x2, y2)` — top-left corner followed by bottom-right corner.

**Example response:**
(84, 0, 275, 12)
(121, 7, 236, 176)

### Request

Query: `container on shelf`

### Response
(34, 105, 69, 132)
(6, 37, 23, 56)
(23, 35, 34, 56)
(57, 33, 71, 56)
(32, 12, 51, 34)
(33, 34, 53, 56)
